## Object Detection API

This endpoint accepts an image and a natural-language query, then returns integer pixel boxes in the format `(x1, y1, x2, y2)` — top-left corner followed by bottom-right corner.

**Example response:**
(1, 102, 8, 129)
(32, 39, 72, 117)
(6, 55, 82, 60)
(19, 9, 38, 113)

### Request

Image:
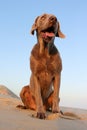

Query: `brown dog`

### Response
(19, 13, 65, 119)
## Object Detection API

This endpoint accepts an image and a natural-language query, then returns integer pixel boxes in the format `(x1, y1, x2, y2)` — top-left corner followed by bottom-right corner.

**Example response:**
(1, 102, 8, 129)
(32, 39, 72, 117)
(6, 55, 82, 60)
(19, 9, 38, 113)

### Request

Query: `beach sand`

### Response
(0, 85, 87, 130)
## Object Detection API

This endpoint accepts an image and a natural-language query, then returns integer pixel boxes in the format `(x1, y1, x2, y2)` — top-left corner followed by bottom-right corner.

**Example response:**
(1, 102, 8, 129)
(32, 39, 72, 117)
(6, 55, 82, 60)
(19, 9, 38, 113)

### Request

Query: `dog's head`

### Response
(31, 13, 65, 42)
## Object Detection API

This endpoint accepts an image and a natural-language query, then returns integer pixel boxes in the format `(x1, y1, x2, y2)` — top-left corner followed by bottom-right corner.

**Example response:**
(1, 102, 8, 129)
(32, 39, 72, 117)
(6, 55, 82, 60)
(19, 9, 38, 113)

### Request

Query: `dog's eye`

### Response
(41, 16, 45, 20)
(41, 14, 47, 20)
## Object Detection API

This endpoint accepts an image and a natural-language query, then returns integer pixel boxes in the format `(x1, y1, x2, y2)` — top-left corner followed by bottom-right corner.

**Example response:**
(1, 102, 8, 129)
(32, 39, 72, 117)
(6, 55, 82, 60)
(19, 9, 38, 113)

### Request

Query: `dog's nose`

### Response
(49, 16, 57, 22)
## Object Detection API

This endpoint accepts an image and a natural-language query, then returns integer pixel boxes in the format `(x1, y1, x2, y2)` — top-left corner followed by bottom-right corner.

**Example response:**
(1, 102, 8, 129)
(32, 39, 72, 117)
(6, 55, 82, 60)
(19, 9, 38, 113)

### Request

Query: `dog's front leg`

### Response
(52, 73, 61, 113)
(33, 75, 46, 119)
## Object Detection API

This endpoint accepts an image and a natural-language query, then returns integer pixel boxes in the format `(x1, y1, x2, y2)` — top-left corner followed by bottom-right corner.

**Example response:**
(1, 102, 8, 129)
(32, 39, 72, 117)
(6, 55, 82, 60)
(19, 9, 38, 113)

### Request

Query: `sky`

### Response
(0, 0, 87, 110)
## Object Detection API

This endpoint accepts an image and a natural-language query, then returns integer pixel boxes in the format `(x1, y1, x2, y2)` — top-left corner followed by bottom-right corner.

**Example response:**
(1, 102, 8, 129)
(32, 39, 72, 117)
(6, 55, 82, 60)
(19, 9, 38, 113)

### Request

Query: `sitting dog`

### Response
(19, 13, 65, 119)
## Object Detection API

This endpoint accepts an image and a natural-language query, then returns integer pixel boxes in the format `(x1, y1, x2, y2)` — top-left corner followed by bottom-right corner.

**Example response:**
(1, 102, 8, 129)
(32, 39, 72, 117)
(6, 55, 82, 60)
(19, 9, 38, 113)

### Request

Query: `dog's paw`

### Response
(52, 110, 59, 113)
(37, 112, 46, 119)
(52, 106, 60, 113)
(52, 109, 63, 115)
(16, 105, 27, 109)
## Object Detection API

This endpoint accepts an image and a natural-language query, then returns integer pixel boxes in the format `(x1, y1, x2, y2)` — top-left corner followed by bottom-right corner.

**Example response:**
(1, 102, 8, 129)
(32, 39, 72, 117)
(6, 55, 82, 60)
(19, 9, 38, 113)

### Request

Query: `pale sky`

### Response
(0, 0, 87, 109)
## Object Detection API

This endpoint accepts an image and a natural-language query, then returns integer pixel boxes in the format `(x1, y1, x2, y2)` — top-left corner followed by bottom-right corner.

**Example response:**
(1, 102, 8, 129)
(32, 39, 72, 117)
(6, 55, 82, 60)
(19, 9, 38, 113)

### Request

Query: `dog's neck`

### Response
(37, 36, 55, 56)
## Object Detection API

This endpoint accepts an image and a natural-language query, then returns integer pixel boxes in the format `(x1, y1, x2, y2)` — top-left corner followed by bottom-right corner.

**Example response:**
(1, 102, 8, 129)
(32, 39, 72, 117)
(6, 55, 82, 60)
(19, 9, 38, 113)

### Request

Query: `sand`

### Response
(0, 86, 87, 130)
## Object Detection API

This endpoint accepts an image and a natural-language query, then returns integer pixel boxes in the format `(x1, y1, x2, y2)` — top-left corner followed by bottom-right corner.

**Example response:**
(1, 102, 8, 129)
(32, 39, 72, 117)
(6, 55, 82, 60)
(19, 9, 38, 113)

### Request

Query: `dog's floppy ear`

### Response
(56, 22, 65, 38)
(31, 16, 39, 35)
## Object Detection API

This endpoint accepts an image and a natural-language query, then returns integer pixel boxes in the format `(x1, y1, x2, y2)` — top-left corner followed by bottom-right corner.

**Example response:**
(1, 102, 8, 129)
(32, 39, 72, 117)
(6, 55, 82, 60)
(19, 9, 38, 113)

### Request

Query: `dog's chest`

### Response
(30, 53, 62, 76)
(38, 57, 55, 74)
(30, 44, 62, 78)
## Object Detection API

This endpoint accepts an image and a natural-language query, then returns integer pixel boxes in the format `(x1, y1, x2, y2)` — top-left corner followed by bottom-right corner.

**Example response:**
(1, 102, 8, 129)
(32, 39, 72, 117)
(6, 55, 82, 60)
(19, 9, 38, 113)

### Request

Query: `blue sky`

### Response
(0, 0, 87, 109)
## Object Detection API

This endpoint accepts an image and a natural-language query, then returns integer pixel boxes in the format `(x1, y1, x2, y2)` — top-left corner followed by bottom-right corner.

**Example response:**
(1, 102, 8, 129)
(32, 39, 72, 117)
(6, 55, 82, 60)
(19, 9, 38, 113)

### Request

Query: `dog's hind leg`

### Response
(19, 85, 36, 110)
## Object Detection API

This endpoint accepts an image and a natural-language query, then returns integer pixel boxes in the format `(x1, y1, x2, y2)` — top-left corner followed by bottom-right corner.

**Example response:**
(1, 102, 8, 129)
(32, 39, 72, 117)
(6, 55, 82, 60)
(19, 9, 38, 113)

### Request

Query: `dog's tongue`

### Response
(45, 32, 55, 37)
(42, 32, 55, 39)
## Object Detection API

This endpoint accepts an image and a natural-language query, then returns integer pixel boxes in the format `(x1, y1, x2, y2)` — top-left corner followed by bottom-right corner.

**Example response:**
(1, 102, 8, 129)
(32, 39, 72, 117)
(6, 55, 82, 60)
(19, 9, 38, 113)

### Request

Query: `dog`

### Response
(19, 13, 65, 119)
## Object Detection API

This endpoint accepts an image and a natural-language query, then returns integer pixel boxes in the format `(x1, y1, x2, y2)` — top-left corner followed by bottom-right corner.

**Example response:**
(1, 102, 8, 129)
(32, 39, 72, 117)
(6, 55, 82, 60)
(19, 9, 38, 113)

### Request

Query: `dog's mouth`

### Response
(41, 27, 55, 39)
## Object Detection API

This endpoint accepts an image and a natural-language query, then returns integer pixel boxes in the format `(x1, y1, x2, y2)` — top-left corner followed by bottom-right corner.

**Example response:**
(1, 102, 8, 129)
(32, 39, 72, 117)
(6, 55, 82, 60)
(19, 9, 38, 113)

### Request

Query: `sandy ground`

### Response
(0, 94, 87, 130)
